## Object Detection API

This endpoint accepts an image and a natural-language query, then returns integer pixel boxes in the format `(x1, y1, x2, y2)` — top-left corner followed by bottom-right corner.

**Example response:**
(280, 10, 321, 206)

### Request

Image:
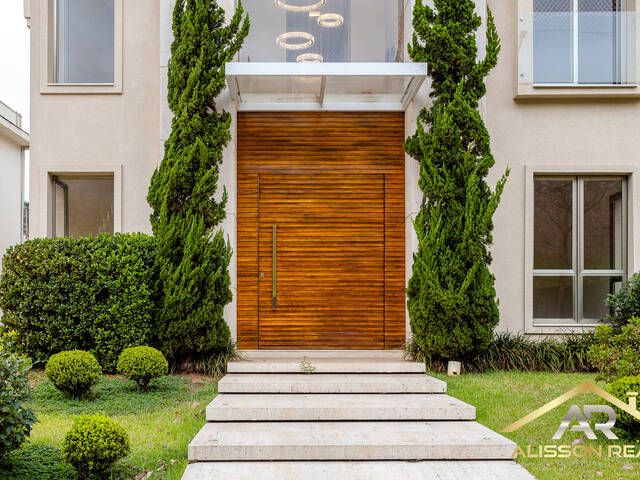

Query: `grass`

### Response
(3, 372, 217, 479)
(436, 371, 639, 480)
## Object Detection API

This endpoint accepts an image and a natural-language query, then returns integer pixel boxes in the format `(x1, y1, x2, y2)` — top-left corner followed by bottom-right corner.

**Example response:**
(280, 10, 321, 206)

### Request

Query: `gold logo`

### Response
(501, 381, 640, 435)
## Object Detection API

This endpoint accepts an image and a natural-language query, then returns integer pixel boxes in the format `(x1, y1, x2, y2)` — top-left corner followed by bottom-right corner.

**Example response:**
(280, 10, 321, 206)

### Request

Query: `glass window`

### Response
(239, 0, 402, 62)
(533, 176, 626, 325)
(54, 0, 115, 83)
(52, 175, 114, 238)
(533, 0, 626, 84)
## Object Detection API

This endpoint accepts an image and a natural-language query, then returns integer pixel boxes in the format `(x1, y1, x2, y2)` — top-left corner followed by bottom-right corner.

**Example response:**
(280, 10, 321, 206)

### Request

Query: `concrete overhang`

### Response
(225, 62, 427, 111)
(0, 114, 29, 148)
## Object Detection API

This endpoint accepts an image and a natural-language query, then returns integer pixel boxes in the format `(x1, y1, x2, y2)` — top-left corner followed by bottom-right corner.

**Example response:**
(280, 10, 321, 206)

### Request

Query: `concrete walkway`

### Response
(182, 351, 534, 479)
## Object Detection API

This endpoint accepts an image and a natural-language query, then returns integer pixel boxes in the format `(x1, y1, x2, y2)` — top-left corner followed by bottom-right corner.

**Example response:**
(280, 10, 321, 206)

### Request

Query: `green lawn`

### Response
(1, 372, 218, 479)
(435, 371, 639, 480)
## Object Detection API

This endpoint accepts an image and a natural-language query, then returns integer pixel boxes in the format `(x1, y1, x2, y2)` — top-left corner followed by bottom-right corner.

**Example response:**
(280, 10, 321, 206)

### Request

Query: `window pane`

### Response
(239, 0, 402, 62)
(534, 0, 574, 83)
(56, 0, 114, 83)
(54, 176, 114, 237)
(533, 276, 574, 320)
(534, 178, 573, 270)
(583, 275, 623, 320)
(578, 0, 621, 84)
(583, 179, 623, 270)
(54, 181, 67, 237)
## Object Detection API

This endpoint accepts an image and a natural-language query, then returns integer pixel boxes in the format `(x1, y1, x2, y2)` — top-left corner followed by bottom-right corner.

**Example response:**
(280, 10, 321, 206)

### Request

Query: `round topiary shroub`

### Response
(62, 414, 129, 478)
(604, 376, 640, 439)
(117, 346, 168, 391)
(45, 350, 102, 398)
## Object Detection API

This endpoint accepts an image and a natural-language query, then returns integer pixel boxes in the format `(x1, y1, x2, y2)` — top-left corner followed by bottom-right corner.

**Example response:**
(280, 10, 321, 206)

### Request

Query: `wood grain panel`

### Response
(237, 112, 405, 350)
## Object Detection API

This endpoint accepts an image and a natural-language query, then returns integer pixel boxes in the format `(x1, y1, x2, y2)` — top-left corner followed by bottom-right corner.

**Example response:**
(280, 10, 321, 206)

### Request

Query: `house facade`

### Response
(0, 100, 28, 273)
(24, 0, 640, 348)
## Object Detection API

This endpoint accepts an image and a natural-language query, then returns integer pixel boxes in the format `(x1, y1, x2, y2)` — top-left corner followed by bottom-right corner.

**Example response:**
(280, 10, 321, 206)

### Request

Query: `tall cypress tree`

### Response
(405, 0, 509, 359)
(147, 0, 248, 362)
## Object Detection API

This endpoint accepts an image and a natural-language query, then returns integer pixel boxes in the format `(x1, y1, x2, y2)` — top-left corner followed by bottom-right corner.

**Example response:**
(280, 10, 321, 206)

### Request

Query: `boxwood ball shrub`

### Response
(0, 233, 157, 371)
(0, 332, 37, 458)
(604, 376, 640, 438)
(117, 346, 168, 391)
(45, 350, 102, 398)
(62, 414, 129, 478)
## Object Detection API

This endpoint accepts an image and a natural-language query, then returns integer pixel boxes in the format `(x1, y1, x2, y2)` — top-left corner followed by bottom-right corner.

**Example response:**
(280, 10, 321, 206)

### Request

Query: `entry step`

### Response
(207, 393, 475, 421)
(188, 421, 516, 461)
(227, 358, 425, 374)
(218, 373, 446, 394)
(183, 461, 535, 480)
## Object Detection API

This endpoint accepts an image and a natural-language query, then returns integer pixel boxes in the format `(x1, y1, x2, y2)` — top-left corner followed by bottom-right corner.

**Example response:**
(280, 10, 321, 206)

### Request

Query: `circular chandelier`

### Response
(274, 0, 326, 12)
(297, 53, 323, 63)
(317, 13, 344, 27)
(276, 31, 315, 50)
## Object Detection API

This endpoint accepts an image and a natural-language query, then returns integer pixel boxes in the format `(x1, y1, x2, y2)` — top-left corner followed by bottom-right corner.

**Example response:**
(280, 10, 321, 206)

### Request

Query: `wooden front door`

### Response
(258, 173, 385, 349)
(237, 112, 405, 350)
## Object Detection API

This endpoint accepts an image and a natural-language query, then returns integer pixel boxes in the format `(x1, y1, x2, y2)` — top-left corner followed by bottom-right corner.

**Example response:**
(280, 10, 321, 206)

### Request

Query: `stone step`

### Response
(219, 373, 446, 394)
(239, 350, 405, 360)
(228, 358, 425, 374)
(188, 421, 516, 461)
(206, 393, 475, 421)
(182, 461, 535, 480)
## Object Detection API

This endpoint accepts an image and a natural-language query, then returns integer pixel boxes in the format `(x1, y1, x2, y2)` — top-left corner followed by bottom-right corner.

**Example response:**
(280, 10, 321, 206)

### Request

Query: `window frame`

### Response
(39, 0, 123, 94)
(515, 0, 640, 99)
(40, 165, 122, 237)
(525, 167, 636, 333)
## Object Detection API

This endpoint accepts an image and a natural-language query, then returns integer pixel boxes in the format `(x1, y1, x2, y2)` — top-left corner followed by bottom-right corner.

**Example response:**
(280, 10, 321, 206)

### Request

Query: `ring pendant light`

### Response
(276, 31, 315, 50)
(297, 53, 324, 63)
(317, 13, 344, 27)
(275, 0, 326, 12)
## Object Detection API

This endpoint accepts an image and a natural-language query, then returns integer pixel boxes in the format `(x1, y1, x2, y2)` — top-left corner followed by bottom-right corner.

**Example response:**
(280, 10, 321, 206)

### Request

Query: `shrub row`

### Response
(0, 234, 157, 371)
(405, 331, 596, 374)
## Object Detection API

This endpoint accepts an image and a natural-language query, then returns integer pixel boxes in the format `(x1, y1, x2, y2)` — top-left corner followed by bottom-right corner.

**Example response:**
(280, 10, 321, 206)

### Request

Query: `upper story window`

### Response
(532, 0, 635, 84)
(52, 0, 115, 84)
(239, 0, 403, 62)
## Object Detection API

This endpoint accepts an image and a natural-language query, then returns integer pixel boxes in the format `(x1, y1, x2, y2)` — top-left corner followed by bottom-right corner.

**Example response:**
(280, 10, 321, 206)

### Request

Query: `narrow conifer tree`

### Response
(405, 0, 509, 359)
(147, 0, 248, 362)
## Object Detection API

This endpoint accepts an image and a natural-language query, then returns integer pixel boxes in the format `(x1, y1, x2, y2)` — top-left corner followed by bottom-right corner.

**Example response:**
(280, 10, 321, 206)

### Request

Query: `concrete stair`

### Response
(183, 351, 534, 479)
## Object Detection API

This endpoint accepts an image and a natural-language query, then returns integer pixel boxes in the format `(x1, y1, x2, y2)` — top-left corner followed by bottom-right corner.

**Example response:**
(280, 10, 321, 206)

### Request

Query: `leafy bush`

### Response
(604, 272, 640, 326)
(0, 233, 157, 371)
(0, 443, 75, 480)
(62, 414, 129, 478)
(117, 346, 168, 391)
(406, 331, 595, 373)
(45, 350, 102, 398)
(588, 317, 640, 381)
(0, 332, 37, 458)
(604, 376, 640, 438)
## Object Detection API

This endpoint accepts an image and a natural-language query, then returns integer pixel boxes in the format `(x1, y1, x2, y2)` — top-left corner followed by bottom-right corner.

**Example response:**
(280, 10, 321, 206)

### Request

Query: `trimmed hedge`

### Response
(117, 346, 168, 391)
(45, 350, 102, 398)
(604, 376, 640, 438)
(0, 234, 157, 371)
(405, 331, 595, 373)
(588, 317, 640, 381)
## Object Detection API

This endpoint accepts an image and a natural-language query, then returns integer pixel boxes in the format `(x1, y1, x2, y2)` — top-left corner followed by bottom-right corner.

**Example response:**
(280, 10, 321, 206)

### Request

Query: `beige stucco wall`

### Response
(28, 0, 160, 239)
(27, 0, 640, 341)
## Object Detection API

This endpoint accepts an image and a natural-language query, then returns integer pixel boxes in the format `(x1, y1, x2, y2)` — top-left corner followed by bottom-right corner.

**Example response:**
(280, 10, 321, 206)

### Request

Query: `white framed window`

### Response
(533, 0, 633, 85)
(39, 0, 123, 94)
(533, 176, 626, 325)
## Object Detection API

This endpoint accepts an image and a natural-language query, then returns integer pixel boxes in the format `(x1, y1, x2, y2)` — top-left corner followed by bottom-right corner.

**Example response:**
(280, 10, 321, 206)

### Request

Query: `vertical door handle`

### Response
(272, 224, 277, 311)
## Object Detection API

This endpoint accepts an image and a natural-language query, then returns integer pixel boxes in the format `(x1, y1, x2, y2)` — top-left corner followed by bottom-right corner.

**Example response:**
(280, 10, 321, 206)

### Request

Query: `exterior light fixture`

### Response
(276, 32, 315, 50)
(297, 53, 323, 63)
(275, 0, 325, 12)
(317, 13, 343, 27)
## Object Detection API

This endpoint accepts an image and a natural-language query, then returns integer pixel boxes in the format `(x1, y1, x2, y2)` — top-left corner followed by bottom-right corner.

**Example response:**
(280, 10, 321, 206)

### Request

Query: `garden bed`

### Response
(0, 372, 217, 480)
